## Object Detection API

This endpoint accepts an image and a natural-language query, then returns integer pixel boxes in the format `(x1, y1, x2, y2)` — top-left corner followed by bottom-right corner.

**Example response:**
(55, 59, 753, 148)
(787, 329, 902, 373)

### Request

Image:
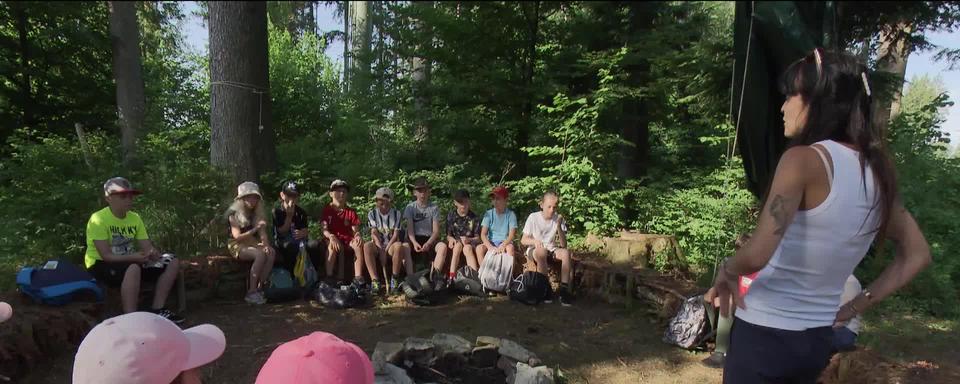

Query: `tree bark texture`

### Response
(209, 1, 276, 183)
(108, 1, 147, 168)
(871, 19, 912, 132)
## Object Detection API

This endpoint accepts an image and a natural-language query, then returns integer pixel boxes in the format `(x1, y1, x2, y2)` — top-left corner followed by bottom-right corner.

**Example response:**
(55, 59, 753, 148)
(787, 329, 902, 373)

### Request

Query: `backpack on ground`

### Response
(663, 294, 711, 350)
(263, 268, 300, 303)
(452, 265, 484, 296)
(478, 250, 514, 293)
(509, 271, 551, 305)
(316, 281, 365, 308)
(17, 259, 104, 306)
(402, 269, 450, 306)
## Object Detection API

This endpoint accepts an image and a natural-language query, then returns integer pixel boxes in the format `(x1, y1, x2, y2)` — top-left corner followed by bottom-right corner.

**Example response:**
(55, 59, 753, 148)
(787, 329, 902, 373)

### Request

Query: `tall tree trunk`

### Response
(13, 4, 32, 130)
(517, 1, 540, 176)
(342, 0, 351, 93)
(349, 1, 373, 94)
(872, 19, 912, 132)
(108, 1, 148, 169)
(617, 3, 656, 179)
(209, 1, 276, 183)
(410, 2, 432, 160)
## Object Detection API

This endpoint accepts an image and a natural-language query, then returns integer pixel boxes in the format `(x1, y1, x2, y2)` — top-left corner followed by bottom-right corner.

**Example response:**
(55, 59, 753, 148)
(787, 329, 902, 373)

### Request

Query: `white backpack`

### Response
(479, 250, 514, 292)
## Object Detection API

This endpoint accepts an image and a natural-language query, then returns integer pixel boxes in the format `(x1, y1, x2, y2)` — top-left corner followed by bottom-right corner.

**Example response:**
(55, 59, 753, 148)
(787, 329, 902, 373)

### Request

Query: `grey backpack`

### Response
(663, 294, 710, 349)
(478, 250, 514, 293)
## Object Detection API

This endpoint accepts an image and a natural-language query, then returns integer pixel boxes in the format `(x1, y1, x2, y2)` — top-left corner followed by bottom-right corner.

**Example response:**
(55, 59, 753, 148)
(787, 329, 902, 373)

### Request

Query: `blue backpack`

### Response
(17, 259, 104, 306)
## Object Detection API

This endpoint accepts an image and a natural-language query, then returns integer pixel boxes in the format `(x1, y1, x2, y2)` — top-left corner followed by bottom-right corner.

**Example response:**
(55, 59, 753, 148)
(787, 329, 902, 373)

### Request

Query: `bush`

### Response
(635, 159, 757, 273)
(858, 93, 960, 317)
(0, 125, 230, 290)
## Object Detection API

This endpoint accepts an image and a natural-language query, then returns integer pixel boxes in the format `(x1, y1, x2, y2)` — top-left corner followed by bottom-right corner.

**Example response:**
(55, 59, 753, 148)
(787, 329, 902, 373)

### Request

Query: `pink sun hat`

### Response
(0, 302, 11, 323)
(73, 312, 226, 384)
(255, 331, 373, 384)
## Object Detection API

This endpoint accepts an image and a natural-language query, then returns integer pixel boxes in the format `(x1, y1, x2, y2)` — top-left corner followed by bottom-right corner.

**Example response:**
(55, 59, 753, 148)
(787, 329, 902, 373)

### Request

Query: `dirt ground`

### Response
(17, 293, 960, 384)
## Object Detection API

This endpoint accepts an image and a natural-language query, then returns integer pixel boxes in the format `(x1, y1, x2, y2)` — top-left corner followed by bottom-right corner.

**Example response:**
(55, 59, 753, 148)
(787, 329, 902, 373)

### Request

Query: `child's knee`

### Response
(167, 257, 180, 272)
(124, 263, 142, 277)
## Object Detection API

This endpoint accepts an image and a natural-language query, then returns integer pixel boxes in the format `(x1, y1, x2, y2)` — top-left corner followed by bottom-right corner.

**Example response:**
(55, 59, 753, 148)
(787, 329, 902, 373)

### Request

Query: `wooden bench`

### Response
(202, 255, 253, 300)
(101, 269, 187, 317)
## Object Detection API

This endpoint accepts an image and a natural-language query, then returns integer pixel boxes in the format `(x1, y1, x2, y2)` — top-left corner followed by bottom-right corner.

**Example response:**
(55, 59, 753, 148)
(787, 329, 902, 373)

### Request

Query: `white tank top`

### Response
(736, 140, 880, 331)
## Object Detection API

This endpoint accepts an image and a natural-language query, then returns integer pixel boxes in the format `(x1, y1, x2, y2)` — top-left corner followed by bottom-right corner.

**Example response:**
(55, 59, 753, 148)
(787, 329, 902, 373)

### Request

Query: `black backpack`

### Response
(452, 266, 484, 296)
(508, 271, 551, 306)
(316, 281, 366, 309)
(402, 269, 448, 306)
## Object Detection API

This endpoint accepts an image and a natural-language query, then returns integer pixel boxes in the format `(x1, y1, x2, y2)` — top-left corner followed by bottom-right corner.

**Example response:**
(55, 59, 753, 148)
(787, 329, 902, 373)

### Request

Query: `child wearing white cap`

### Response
(226, 181, 277, 305)
(72, 312, 226, 384)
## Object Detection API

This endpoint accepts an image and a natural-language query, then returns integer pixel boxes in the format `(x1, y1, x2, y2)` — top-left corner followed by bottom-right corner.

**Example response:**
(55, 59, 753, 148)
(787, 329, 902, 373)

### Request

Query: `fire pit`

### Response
(372, 334, 558, 384)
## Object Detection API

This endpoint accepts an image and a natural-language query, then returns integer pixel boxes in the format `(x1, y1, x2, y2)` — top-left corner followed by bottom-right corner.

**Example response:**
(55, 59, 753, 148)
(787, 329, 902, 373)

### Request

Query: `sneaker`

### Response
(245, 291, 266, 305)
(701, 352, 725, 369)
(388, 278, 399, 294)
(152, 308, 185, 324)
(371, 280, 382, 295)
(558, 288, 573, 307)
(543, 286, 554, 304)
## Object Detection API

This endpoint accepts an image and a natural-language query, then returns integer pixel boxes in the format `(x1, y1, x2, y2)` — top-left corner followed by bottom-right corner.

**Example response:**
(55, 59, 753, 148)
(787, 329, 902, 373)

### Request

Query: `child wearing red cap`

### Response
(475, 185, 518, 265)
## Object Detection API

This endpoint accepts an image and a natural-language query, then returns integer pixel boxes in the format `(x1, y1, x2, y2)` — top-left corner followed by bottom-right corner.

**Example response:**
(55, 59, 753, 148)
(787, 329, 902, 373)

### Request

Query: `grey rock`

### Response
(498, 339, 537, 363)
(497, 355, 520, 377)
(373, 342, 406, 375)
(376, 342, 405, 363)
(510, 362, 555, 384)
(432, 333, 473, 356)
(477, 336, 501, 348)
(374, 363, 415, 384)
(404, 337, 437, 367)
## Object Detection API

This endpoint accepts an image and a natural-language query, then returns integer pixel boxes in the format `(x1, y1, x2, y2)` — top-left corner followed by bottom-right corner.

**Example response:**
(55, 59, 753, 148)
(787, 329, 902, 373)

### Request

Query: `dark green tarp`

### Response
(732, 1, 837, 198)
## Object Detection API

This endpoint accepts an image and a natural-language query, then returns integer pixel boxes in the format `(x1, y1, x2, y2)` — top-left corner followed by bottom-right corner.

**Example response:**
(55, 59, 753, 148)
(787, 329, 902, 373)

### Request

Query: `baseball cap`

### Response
(490, 185, 509, 199)
(0, 302, 11, 323)
(282, 181, 301, 196)
(103, 177, 142, 197)
(330, 179, 350, 192)
(375, 187, 394, 201)
(255, 332, 374, 384)
(73, 312, 226, 384)
(236, 181, 263, 200)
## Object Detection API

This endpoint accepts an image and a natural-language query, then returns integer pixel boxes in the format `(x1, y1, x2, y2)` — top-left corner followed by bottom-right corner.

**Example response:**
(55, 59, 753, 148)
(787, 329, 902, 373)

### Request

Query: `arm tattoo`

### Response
(769, 194, 791, 236)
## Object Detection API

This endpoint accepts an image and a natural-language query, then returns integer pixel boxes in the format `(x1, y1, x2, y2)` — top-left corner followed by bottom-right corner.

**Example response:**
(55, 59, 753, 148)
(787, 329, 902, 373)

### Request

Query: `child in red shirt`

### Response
(320, 180, 364, 286)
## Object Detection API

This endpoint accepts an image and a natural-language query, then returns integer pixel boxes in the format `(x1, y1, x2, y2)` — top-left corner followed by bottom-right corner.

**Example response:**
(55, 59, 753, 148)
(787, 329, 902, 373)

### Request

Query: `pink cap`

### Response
(0, 302, 11, 323)
(73, 312, 226, 384)
(255, 332, 373, 384)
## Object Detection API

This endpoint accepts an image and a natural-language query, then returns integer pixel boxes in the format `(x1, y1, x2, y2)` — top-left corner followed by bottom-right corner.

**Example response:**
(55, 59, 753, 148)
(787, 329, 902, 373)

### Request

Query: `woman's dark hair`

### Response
(777, 48, 898, 243)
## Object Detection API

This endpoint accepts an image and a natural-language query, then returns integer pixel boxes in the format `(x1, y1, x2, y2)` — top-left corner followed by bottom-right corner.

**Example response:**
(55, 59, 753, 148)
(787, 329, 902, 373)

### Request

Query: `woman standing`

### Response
(708, 49, 931, 383)
(227, 182, 277, 305)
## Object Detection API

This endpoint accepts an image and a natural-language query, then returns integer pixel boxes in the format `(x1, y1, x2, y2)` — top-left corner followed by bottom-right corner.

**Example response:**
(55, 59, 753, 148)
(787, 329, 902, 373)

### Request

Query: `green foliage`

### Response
(516, 48, 636, 240)
(0, 2, 115, 143)
(858, 84, 960, 316)
(269, 20, 340, 141)
(637, 159, 757, 273)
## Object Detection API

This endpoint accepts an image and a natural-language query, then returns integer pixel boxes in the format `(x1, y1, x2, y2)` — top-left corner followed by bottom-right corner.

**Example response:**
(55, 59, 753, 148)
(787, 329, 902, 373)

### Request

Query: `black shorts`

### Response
(90, 261, 166, 288)
(723, 318, 833, 384)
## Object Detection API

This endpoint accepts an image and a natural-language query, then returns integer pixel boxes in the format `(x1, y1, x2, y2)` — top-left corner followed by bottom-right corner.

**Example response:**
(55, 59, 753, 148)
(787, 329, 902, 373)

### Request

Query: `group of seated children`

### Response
(82, 175, 575, 323)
